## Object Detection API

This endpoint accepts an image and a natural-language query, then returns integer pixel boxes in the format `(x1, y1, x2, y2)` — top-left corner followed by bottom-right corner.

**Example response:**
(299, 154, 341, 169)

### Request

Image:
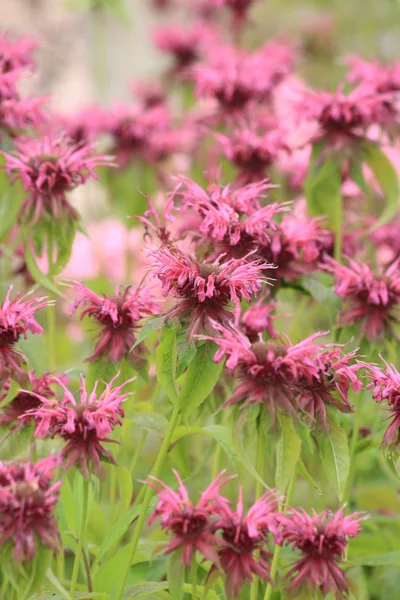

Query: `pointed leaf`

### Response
(319, 417, 350, 501)
(156, 327, 178, 405)
(121, 582, 168, 599)
(23, 231, 66, 299)
(132, 316, 166, 349)
(179, 342, 224, 417)
(167, 550, 185, 600)
(362, 140, 399, 229)
(93, 504, 141, 568)
(275, 414, 301, 493)
(297, 458, 322, 494)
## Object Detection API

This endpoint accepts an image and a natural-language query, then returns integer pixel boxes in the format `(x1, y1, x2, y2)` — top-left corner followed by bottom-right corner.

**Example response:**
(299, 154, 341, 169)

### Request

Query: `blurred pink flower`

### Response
(153, 23, 217, 72)
(2, 135, 113, 224)
(0, 456, 61, 563)
(240, 298, 279, 341)
(0, 32, 38, 73)
(279, 507, 364, 599)
(0, 287, 50, 385)
(70, 282, 160, 364)
(24, 374, 133, 478)
(324, 256, 400, 340)
(147, 470, 231, 566)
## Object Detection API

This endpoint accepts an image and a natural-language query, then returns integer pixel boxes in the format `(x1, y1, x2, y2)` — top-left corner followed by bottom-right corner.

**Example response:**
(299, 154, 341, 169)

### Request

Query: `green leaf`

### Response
(299, 276, 338, 306)
(156, 327, 178, 405)
(179, 342, 224, 417)
(129, 411, 168, 437)
(93, 504, 141, 568)
(297, 458, 322, 493)
(167, 550, 185, 600)
(349, 551, 400, 567)
(319, 417, 350, 501)
(86, 358, 118, 392)
(176, 340, 197, 379)
(122, 582, 168, 599)
(93, 545, 132, 592)
(132, 316, 166, 349)
(23, 231, 66, 299)
(21, 548, 52, 600)
(114, 465, 133, 513)
(305, 150, 342, 259)
(59, 476, 77, 536)
(275, 414, 301, 493)
(362, 140, 400, 230)
(171, 424, 240, 470)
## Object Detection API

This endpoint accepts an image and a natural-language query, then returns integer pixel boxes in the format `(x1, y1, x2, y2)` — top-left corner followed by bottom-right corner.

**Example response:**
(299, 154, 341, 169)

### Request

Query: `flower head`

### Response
(0, 371, 66, 431)
(0, 456, 61, 563)
(147, 470, 231, 566)
(70, 283, 160, 364)
(210, 0, 260, 27)
(361, 357, 400, 448)
(2, 135, 113, 224)
(212, 488, 279, 598)
(239, 298, 279, 341)
(0, 33, 38, 73)
(24, 374, 133, 478)
(0, 287, 50, 385)
(324, 256, 400, 340)
(149, 243, 269, 337)
(216, 122, 289, 184)
(154, 23, 217, 72)
(279, 507, 364, 599)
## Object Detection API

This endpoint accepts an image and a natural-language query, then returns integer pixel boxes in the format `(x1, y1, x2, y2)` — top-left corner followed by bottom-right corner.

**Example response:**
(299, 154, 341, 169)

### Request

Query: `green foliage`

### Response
(275, 414, 301, 493)
(319, 417, 350, 501)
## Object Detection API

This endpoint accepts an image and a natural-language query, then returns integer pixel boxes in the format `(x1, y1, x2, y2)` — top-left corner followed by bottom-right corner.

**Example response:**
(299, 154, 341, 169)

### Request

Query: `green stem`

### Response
(250, 424, 265, 600)
(46, 569, 73, 600)
(191, 559, 198, 600)
(113, 403, 182, 600)
(70, 479, 90, 596)
(129, 429, 147, 481)
(47, 235, 56, 370)
(264, 464, 297, 600)
(343, 392, 363, 506)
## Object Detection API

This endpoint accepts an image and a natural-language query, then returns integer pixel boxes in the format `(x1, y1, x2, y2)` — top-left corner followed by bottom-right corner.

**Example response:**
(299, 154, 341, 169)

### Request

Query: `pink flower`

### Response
(147, 470, 231, 566)
(2, 135, 113, 224)
(207, 327, 328, 420)
(134, 196, 176, 245)
(297, 345, 363, 428)
(279, 507, 364, 599)
(193, 43, 292, 117)
(216, 122, 289, 184)
(148, 243, 270, 337)
(239, 298, 280, 341)
(0, 371, 67, 431)
(153, 23, 217, 72)
(212, 488, 279, 599)
(210, 0, 260, 26)
(0, 33, 38, 73)
(70, 282, 160, 364)
(290, 83, 394, 147)
(107, 103, 182, 168)
(361, 357, 400, 448)
(263, 214, 332, 282)
(60, 105, 109, 145)
(24, 374, 133, 478)
(176, 175, 287, 249)
(324, 256, 400, 340)
(0, 287, 50, 385)
(0, 456, 61, 563)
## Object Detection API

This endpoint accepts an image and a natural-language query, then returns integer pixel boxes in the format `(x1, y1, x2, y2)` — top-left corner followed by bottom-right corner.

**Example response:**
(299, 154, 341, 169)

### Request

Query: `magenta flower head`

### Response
(0, 33, 38, 73)
(324, 256, 400, 340)
(24, 374, 133, 478)
(147, 470, 231, 566)
(216, 122, 289, 184)
(0, 456, 61, 563)
(0, 370, 67, 431)
(2, 134, 113, 224)
(70, 282, 160, 364)
(361, 357, 400, 448)
(279, 507, 364, 599)
(148, 243, 270, 337)
(0, 287, 50, 385)
(153, 23, 217, 73)
(239, 298, 279, 342)
(212, 488, 279, 599)
(193, 43, 291, 117)
(210, 0, 260, 27)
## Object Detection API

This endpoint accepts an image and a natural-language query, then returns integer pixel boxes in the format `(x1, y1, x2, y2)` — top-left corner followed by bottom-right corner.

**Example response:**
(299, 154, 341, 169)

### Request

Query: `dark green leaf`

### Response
(319, 417, 350, 501)
(156, 327, 178, 405)
(23, 231, 66, 299)
(179, 342, 224, 417)
(132, 316, 166, 350)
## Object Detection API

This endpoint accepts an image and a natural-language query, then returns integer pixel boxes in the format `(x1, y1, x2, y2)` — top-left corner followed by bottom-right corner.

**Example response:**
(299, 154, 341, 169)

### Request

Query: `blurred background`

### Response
(3, 0, 400, 112)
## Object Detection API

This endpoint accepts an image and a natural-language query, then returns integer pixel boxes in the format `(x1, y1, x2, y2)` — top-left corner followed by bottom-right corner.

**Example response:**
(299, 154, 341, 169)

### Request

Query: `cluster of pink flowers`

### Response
(148, 471, 364, 599)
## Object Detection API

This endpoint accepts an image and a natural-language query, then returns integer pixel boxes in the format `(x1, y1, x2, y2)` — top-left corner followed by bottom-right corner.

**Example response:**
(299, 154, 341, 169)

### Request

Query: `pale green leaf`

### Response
(319, 417, 350, 501)
(275, 414, 301, 493)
